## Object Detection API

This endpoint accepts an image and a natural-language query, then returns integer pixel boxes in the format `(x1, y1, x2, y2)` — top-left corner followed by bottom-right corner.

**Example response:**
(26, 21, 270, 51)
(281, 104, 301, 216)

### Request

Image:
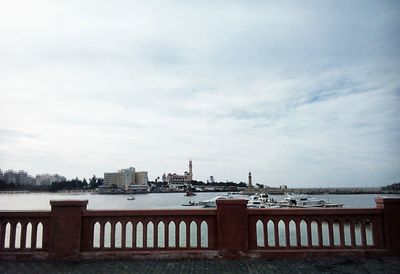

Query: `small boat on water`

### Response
(181, 201, 199, 206)
(197, 193, 344, 209)
(278, 193, 343, 208)
(127, 196, 135, 200)
(249, 193, 275, 203)
(185, 190, 196, 196)
(199, 194, 249, 208)
(247, 200, 265, 208)
(279, 194, 324, 207)
(198, 196, 226, 208)
(248, 193, 278, 208)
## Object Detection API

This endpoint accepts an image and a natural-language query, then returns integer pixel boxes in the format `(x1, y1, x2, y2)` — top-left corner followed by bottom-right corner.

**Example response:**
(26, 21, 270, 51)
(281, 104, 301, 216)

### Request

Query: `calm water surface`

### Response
(0, 192, 399, 210)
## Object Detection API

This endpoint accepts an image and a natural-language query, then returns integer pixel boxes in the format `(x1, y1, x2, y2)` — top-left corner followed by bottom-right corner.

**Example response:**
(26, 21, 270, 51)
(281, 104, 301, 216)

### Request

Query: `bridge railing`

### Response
(0, 211, 50, 254)
(248, 208, 385, 251)
(0, 197, 399, 259)
(80, 209, 217, 252)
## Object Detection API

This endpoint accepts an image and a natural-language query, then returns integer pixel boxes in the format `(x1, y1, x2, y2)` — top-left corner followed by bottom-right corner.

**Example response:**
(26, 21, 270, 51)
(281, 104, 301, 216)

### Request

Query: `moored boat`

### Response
(181, 201, 200, 206)
(185, 190, 196, 196)
(247, 200, 265, 208)
(278, 193, 343, 208)
(198, 196, 226, 208)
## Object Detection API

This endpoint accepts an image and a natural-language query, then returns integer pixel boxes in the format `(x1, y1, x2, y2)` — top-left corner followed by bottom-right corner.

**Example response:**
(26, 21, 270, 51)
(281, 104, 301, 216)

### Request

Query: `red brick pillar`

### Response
(216, 199, 248, 257)
(49, 200, 88, 259)
(375, 197, 400, 253)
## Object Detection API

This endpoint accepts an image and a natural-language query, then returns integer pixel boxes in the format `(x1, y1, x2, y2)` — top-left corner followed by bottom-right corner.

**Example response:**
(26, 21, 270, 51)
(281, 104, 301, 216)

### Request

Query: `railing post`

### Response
(375, 197, 400, 254)
(216, 199, 248, 257)
(49, 200, 88, 259)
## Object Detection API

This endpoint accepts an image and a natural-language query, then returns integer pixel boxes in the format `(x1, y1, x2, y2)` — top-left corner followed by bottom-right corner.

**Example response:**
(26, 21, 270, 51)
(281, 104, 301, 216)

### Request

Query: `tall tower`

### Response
(189, 160, 193, 181)
(248, 172, 253, 188)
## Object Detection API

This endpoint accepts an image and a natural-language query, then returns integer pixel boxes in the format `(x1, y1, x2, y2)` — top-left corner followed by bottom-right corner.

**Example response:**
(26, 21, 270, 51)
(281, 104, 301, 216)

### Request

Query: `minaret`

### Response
(248, 171, 253, 189)
(189, 160, 193, 181)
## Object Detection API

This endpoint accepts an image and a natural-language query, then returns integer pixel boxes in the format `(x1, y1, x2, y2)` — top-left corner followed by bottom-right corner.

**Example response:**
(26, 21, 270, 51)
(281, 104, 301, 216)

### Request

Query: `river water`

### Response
(1, 192, 399, 210)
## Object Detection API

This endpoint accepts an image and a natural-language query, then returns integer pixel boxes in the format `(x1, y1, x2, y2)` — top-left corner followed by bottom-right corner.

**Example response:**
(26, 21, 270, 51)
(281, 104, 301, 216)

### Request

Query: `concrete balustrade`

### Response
(0, 198, 399, 260)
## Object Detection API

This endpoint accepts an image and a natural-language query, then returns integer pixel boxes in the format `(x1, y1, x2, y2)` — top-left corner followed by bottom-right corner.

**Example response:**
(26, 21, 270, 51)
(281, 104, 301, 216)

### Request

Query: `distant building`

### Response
(104, 167, 135, 190)
(2, 170, 35, 185)
(167, 160, 193, 184)
(120, 167, 136, 186)
(166, 160, 194, 191)
(128, 184, 148, 193)
(104, 172, 120, 186)
(104, 167, 148, 191)
(3, 170, 17, 184)
(36, 174, 66, 185)
(135, 171, 148, 185)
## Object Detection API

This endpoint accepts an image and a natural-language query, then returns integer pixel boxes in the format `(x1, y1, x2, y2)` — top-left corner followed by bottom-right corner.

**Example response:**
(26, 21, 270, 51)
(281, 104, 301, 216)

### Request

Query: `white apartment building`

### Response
(36, 174, 66, 185)
(120, 167, 136, 187)
(135, 171, 148, 185)
(104, 167, 137, 191)
(2, 170, 35, 185)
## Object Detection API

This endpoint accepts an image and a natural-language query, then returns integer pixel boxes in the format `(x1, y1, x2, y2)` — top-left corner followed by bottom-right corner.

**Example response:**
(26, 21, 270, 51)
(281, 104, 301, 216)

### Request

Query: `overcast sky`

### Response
(0, 1, 399, 187)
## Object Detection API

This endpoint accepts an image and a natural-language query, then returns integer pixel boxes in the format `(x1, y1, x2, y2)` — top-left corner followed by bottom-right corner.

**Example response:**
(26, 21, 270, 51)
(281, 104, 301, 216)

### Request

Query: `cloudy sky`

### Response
(0, 1, 399, 187)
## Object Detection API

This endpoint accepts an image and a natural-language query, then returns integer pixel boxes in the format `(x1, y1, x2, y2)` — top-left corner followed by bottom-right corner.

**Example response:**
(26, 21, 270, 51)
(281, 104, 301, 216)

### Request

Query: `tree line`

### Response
(150, 180, 248, 188)
(0, 175, 104, 192)
(382, 182, 400, 191)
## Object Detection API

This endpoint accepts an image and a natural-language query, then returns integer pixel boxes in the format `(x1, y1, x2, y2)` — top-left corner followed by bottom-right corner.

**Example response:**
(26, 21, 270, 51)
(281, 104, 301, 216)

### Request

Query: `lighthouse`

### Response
(248, 171, 253, 189)
(189, 160, 193, 181)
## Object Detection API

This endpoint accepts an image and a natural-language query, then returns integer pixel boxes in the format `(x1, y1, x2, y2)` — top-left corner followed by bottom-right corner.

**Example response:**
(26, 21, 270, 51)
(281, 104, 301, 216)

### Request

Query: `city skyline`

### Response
(1, 1, 399, 187)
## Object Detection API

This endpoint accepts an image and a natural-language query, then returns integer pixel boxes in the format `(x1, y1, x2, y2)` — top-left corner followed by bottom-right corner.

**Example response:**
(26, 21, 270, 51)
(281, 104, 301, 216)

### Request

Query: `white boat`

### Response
(249, 193, 270, 203)
(181, 201, 199, 206)
(248, 193, 278, 207)
(247, 200, 265, 208)
(198, 193, 275, 208)
(279, 194, 325, 207)
(226, 193, 249, 200)
(184, 190, 196, 196)
(127, 196, 135, 200)
(198, 196, 227, 208)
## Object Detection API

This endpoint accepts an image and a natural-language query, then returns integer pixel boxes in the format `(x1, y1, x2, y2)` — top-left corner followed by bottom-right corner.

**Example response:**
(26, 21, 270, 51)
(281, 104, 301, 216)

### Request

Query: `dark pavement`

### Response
(1, 257, 400, 274)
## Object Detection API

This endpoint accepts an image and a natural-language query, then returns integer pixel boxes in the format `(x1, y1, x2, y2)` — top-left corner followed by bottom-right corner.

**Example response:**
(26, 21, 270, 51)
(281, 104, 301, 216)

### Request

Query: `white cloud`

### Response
(0, 1, 399, 187)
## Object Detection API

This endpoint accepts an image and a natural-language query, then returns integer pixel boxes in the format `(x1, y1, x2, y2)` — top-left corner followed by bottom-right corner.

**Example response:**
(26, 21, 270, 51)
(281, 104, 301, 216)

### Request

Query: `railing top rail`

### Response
(0, 211, 51, 217)
(248, 208, 383, 216)
(50, 200, 88, 207)
(375, 197, 400, 203)
(82, 208, 217, 217)
(0, 207, 384, 218)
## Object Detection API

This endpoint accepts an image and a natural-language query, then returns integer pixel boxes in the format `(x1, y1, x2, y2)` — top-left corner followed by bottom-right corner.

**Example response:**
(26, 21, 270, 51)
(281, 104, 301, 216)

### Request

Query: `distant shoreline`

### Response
(0, 189, 399, 195)
(253, 187, 400, 195)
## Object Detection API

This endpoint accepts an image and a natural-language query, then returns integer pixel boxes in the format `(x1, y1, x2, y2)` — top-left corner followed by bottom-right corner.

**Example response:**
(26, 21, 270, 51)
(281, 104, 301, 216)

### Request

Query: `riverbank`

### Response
(1, 188, 399, 195)
(252, 187, 400, 195)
